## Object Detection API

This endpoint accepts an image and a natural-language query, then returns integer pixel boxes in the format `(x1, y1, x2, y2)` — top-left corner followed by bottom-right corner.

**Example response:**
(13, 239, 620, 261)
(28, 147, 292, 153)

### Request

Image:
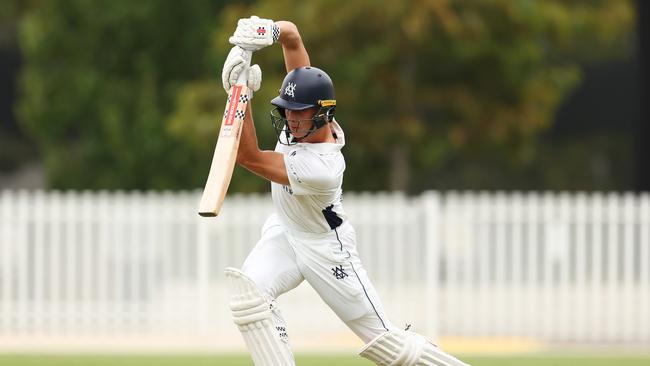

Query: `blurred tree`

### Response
(638, 0, 650, 191)
(0, 0, 39, 173)
(18, 0, 229, 189)
(170, 0, 635, 192)
(17, 0, 636, 192)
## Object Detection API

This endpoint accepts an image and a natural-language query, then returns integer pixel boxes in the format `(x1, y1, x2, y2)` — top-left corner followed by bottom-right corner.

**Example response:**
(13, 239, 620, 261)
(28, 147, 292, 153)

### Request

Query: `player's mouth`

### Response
(288, 122, 310, 138)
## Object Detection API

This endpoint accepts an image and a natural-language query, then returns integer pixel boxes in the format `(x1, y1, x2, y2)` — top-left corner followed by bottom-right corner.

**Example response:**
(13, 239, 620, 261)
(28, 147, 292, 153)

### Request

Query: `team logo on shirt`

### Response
(284, 82, 296, 98)
(331, 265, 348, 280)
(282, 185, 293, 195)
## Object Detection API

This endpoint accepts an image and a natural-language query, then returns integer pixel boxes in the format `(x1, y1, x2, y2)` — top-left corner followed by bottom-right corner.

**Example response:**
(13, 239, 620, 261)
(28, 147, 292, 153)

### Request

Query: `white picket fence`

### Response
(0, 190, 649, 350)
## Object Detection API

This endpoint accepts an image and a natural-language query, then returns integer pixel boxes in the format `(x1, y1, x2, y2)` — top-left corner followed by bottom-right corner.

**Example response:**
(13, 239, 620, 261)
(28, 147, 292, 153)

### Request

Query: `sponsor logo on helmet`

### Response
(284, 82, 296, 98)
(318, 100, 336, 107)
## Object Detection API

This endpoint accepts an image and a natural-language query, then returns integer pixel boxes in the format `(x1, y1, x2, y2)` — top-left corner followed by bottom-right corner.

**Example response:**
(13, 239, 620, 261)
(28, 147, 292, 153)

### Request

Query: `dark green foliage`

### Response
(15, 0, 636, 191)
(18, 0, 227, 189)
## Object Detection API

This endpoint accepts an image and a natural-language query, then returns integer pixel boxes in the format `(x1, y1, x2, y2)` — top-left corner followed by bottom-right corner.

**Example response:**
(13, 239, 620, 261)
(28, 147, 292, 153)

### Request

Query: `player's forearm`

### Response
(236, 105, 290, 186)
(239, 151, 290, 186)
(275, 21, 310, 72)
(236, 104, 261, 166)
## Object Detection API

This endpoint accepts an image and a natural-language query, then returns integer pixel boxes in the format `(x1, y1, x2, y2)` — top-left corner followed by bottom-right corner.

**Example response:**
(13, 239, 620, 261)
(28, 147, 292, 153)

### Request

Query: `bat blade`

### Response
(198, 84, 250, 217)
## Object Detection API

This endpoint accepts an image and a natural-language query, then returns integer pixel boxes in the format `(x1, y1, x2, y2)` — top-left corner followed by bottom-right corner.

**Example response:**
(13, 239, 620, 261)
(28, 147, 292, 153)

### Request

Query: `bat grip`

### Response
(235, 48, 253, 85)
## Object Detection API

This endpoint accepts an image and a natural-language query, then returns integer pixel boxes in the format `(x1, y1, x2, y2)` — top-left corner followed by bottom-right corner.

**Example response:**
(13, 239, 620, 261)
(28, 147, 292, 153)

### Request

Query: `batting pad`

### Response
(358, 329, 470, 366)
(225, 267, 295, 366)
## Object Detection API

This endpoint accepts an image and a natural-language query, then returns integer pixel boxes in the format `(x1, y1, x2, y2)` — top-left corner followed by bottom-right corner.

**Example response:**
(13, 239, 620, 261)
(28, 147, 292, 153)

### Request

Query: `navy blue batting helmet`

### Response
(270, 66, 337, 144)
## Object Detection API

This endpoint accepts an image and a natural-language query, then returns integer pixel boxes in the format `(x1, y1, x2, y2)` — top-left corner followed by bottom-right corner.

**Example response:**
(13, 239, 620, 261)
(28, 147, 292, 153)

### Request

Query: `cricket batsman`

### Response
(221, 16, 470, 366)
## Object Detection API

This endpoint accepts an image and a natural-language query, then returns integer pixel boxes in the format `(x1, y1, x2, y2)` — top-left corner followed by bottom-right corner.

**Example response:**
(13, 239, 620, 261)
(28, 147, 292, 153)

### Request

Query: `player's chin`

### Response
(290, 130, 308, 140)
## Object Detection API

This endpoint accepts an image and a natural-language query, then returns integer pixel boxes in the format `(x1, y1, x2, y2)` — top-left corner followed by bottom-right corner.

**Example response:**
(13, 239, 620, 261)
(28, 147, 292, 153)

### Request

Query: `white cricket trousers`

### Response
(240, 214, 398, 343)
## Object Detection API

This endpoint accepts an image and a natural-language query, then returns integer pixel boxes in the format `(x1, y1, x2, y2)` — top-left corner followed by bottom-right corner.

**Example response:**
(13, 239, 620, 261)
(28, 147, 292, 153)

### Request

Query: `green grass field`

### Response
(1, 354, 649, 366)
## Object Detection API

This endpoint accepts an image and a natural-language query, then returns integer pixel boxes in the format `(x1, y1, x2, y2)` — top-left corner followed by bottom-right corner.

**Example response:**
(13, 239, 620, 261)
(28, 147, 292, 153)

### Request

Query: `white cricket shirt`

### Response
(271, 120, 348, 234)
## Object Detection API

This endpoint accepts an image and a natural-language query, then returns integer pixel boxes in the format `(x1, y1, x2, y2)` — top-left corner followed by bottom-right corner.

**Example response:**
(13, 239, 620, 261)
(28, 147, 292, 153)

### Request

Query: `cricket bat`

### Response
(198, 48, 252, 217)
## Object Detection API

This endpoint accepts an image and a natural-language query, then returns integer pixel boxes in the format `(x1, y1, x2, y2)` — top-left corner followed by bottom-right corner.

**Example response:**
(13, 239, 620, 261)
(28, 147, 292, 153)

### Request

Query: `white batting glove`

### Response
(229, 15, 280, 51)
(222, 46, 262, 97)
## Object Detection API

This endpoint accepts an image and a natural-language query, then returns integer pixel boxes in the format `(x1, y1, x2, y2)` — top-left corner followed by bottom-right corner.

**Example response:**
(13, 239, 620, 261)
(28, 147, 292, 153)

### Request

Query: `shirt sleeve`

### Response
(284, 150, 341, 196)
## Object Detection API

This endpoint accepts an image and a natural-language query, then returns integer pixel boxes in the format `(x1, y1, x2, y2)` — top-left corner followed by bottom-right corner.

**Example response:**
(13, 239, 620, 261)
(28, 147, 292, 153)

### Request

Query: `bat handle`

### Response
(235, 47, 253, 85)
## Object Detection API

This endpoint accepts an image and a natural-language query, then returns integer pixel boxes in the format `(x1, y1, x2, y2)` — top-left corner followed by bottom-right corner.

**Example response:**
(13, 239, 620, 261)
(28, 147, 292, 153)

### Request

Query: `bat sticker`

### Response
(225, 85, 243, 126)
